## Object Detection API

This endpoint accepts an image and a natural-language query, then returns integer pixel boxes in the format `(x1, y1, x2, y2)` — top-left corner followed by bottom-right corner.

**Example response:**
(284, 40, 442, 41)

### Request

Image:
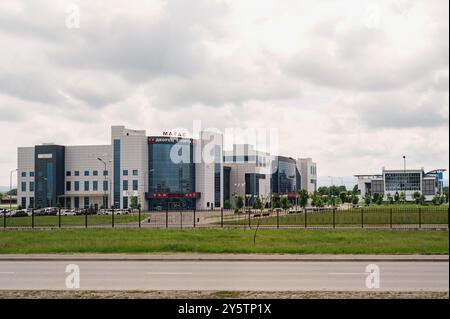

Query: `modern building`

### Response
(297, 158, 317, 193)
(355, 168, 445, 201)
(17, 126, 316, 211)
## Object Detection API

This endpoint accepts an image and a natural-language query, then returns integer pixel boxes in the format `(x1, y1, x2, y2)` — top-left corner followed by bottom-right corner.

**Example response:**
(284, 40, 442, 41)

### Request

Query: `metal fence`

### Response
(1, 206, 449, 230)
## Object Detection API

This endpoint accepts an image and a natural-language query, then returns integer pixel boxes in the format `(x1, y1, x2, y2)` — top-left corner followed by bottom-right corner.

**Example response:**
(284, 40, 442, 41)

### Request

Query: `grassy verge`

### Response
(2, 214, 150, 227)
(0, 228, 447, 254)
(222, 207, 448, 226)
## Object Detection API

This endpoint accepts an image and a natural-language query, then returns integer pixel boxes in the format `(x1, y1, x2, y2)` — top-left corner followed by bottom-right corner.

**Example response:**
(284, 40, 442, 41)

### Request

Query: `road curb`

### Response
(0, 255, 448, 262)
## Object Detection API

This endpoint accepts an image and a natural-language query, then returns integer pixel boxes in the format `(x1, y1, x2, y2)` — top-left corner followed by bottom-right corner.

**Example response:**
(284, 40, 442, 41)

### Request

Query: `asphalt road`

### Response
(0, 257, 448, 291)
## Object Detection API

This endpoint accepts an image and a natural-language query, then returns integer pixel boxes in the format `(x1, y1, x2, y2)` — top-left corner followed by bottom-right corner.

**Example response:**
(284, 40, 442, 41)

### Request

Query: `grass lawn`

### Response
(2, 213, 150, 227)
(0, 228, 447, 254)
(223, 206, 448, 226)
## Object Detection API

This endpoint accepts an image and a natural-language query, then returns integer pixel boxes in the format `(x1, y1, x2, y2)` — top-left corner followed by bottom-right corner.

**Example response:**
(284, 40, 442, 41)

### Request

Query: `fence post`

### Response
(193, 208, 196, 228)
(419, 207, 421, 229)
(333, 208, 336, 229)
(180, 209, 183, 230)
(221, 208, 223, 228)
(3, 210, 5, 229)
(276, 209, 279, 229)
(390, 208, 393, 229)
(138, 208, 141, 228)
(59, 208, 61, 228)
(304, 209, 307, 228)
(165, 205, 168, 229)
(361, 208, 364, 229)
(32, 209, 34, 229)
(248, 209, 251, 229)
(85, 209, 88, 228)
(112, 206, 115, 228)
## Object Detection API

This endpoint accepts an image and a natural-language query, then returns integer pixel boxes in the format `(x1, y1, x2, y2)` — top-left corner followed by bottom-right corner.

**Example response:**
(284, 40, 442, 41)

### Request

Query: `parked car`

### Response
(61, 209, 76, 216)
(11, 210, 28, 218)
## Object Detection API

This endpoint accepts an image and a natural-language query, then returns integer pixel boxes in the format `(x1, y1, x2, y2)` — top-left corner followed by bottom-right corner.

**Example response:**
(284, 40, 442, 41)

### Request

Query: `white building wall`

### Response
(195, 131, 223, 210)
(111, 126, 149, 210)
(298, 158, 317, 193)
(17, 147, 35, 208)
(64, 145, 111, 209)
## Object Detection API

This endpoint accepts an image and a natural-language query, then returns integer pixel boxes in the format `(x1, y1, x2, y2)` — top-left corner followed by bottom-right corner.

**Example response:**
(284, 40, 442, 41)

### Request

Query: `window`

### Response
(30, 197, 34, 208)
(123, 180, 128, 191)
(132, 180, 138, 191)
(93, 170, 98, 176)
(30, 181, 35, 192)
(103, 170, 108, 176)
(84, 181, 89, 191)
(74, 181, 80, 191)
(93, 181, 98, 191)
(103, 180, 108, 191)
(123, 170, 128, 176)
(30, 172, 35, 177)
(74, 197, 80, 209)
(21, 172, 26, 177)
(21, 197, 26, 208)
(21, 181, 26, 192)
(123, 197, 128, 209)
(84, 197, 90, 209)
(66, 181, 71, 191)
(84, 170, 89, 176)
(74, 171, 80, 176)
(66, 171, 71, 177)
(132, 170, 138, 176)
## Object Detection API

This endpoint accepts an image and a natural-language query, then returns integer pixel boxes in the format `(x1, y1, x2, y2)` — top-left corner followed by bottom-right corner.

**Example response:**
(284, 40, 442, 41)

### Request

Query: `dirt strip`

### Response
(0, 290, 447, 299)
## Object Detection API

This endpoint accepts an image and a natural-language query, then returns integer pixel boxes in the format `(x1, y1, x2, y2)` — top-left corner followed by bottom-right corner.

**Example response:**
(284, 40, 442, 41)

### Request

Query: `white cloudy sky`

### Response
(0, 0, 448, 186)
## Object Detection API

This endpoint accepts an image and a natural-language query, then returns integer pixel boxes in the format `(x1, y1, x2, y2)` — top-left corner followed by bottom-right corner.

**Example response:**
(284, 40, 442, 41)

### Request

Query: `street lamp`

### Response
(97, 158, 110, 209)
(9, 169, 17, 211)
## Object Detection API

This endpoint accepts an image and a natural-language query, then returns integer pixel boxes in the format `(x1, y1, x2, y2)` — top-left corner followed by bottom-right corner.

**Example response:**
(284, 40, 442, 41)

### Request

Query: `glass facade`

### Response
(148, 138, 195, 210)
(385, 172, 421, 192)
(214, 145, 221, 208)
(271, 157, 297, 194)
(113, 139, 121, 208)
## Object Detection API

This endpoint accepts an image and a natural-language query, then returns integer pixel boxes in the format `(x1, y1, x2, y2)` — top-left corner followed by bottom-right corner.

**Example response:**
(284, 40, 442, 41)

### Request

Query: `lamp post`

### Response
(97, 158, 109, 209)
(9, 169, 17, 211)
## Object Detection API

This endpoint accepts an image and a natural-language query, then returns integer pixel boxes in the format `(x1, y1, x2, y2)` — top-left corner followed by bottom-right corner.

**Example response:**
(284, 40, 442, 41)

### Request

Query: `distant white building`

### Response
(297, 158, 317, 193)
(355, 168, 445, 201)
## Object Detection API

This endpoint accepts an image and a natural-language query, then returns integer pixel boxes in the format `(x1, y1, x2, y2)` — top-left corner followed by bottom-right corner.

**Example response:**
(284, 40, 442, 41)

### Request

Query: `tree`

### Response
(443, 187, 449, 203)
(298, 189, 309, 208)
(255, 196, 264, 213)
(280, 195, 290, 212)
(351, 195, 359, 205)
(130, 196, 138, 209)
(394, 192, 400, 204)
(364, 193, 372, 206)
(233, 193, 244, 213)
(386, 193, 393, 205)
(352, 185, 359, 195)
(339, 191, 347, 204)
(432, 193, 442, 206)
(399, 192, 406, 204)
(419, 193, 426, 205)
(311, 192, 323, 207)
(412, 191, 421, 205)
(6, 188, 17, 196)
(224, 200, 232, 210)
(372, 193, 383, 205)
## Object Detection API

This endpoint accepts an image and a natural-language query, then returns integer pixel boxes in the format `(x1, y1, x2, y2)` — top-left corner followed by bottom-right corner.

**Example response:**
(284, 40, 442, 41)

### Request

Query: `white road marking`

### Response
(146, 272, 193, 275)
(328, 273, 367, 275)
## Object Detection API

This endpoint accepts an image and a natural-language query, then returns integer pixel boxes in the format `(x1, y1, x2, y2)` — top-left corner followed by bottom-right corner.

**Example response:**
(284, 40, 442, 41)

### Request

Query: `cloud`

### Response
(0, 0, 448, 186)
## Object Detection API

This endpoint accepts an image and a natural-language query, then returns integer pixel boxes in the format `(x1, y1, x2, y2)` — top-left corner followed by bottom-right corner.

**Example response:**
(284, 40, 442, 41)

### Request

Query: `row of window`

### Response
(20, 171, 35, 177)
(20, 180, 139, 193)
(66, 170, 108, 177)
(66, 180, 108, 192)
(21, 181, 35, 192)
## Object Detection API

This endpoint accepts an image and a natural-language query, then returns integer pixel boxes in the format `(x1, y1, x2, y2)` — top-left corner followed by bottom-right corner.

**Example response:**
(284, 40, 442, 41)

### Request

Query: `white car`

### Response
(61, 209, 76, 216)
